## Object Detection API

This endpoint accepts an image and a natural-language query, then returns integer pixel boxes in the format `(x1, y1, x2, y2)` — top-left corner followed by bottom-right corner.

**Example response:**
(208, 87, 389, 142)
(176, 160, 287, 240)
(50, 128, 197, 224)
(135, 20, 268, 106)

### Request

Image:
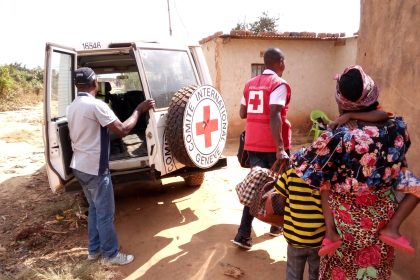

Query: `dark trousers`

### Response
(286, 244, 320, 280)
(237, 151, 278, 237)
(248, 151, 277, 169)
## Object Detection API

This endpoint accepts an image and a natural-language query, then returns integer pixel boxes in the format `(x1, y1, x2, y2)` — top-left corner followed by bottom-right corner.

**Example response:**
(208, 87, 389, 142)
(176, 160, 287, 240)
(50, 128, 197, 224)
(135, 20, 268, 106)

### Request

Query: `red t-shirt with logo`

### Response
(243, 73, 291, 152)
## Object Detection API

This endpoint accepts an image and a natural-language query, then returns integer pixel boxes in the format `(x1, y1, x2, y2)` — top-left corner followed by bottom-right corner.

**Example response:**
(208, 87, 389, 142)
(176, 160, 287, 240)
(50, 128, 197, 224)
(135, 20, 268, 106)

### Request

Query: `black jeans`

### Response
(286, 244, 320, 280)
(248, 151, 277, 169)
(237, 151, 277, 237)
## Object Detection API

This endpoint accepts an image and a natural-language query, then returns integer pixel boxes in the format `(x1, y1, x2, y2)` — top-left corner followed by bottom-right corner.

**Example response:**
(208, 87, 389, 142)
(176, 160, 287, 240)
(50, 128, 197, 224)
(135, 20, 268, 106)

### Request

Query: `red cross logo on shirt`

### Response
(249, 94, 261, 110)
(196, 105, 219, 148)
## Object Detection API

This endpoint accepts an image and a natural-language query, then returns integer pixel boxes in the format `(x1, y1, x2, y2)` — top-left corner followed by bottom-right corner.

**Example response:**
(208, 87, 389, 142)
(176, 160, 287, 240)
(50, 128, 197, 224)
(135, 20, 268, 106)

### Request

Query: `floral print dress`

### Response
(292, 117, 411, 280)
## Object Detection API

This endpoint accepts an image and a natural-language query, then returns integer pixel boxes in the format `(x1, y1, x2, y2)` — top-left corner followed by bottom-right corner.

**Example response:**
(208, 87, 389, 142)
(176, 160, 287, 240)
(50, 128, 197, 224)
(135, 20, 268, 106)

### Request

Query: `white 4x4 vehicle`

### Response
(43, 41, 228, 192)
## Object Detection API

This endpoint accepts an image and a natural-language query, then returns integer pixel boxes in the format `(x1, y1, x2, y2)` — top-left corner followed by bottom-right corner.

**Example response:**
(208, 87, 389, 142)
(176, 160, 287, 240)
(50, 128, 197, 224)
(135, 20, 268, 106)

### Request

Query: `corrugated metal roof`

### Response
(199, 30, 358, 44)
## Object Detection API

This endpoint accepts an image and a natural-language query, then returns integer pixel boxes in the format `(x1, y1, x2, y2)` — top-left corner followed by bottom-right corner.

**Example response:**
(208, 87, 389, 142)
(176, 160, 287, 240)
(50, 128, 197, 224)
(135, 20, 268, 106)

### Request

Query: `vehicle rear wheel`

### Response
(166, 85, 198, 167)
(183, 172, 205, 187)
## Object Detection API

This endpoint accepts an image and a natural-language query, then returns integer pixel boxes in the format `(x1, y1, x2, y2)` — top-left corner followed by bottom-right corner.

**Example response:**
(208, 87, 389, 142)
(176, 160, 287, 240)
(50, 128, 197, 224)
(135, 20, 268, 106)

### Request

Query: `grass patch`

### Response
(42, 193, 87, 219)
(1, 261, 120, 280)
(0, 91, 43, 112)
(35, 261, 120, 280)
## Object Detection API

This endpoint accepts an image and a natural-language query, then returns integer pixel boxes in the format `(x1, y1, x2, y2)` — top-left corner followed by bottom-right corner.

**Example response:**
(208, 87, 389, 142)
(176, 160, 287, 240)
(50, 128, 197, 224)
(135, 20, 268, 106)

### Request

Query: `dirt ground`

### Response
(0, 104, 405, 280)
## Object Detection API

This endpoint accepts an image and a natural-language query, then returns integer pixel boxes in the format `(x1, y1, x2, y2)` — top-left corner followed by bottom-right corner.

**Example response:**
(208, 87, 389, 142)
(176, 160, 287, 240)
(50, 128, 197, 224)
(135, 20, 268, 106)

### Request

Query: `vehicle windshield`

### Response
(141, 49, 198, 108)
(96, 72, 142, 95)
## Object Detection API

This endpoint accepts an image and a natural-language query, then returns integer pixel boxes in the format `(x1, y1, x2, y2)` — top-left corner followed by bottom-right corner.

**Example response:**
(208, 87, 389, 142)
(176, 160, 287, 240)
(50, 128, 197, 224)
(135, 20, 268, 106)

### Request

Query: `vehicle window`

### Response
(50, 51, 73, 118)
(141, 49, 198, 108)
(97, 72, 143, 94)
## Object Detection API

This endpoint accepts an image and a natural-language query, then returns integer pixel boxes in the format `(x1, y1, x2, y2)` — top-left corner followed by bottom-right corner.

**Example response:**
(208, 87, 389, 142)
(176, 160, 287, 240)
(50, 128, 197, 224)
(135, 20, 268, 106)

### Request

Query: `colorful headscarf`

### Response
(335, 65, 379, 111)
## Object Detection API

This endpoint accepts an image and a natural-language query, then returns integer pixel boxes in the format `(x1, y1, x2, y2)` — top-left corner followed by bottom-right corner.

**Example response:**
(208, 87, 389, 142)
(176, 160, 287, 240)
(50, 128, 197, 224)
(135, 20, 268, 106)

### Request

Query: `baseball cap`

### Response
(74, 67, 97, 85)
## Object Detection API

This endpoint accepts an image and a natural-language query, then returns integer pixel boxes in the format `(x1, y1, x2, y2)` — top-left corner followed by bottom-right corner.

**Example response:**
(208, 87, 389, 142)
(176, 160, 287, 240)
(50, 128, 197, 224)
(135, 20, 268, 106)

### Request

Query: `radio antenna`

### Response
(167, 0, 173, 36)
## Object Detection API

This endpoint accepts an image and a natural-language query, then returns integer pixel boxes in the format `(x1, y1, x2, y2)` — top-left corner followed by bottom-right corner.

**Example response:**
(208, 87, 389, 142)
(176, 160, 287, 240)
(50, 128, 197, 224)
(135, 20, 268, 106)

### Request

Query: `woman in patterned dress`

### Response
(292, 65, 418, 280)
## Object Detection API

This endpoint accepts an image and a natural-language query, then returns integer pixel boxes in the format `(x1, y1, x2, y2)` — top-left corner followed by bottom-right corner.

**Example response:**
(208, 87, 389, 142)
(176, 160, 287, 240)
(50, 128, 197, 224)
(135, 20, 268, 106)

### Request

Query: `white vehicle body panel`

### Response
(43, 40, 225, 193)
(43, 43, 77, 192)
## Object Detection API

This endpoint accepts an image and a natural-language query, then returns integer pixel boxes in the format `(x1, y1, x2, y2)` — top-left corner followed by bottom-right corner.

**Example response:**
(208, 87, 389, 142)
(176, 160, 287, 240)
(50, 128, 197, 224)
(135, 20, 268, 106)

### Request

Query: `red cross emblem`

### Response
(196, 105, 219, 148)
(249, 94, 261, 110)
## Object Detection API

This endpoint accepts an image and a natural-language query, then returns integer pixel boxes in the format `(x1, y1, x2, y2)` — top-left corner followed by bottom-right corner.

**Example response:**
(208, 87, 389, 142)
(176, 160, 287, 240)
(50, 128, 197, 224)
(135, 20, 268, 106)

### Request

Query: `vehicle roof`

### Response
(75, 39, 200, 74)
(76, 39, 200, 53)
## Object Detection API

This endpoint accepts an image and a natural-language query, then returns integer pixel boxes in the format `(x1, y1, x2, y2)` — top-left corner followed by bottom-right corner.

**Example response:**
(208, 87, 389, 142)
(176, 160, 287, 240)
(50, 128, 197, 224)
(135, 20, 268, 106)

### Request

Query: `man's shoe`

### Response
(87, 251, 101, 261)
(231, 234, 252, 250)
(105, 252, 134, 265)
(268, 226, 283, 237)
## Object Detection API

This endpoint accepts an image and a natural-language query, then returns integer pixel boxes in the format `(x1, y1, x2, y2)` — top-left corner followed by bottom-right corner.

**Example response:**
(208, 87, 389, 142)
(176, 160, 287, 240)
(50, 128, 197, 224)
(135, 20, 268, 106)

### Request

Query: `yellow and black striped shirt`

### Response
(275, 168, 325, 248)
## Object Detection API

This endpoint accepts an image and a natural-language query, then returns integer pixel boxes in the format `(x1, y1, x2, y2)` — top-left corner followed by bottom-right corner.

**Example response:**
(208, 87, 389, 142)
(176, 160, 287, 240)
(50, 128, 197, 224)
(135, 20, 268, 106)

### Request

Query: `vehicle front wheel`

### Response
(183, 173, 205, 187)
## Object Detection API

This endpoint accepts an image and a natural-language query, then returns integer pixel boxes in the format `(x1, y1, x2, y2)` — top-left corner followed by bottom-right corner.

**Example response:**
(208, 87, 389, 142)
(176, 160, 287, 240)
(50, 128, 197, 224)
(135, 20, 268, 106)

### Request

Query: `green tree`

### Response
(232, 21, 249, 31)
(232, 12, 279, 33)
(249, 12, 278, 33)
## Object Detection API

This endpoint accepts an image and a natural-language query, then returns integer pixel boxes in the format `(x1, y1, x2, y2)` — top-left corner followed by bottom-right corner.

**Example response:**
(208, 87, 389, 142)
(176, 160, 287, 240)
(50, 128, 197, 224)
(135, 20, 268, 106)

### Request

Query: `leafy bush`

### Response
(0, 63, 43, 111)
(0, 66, 13, 95)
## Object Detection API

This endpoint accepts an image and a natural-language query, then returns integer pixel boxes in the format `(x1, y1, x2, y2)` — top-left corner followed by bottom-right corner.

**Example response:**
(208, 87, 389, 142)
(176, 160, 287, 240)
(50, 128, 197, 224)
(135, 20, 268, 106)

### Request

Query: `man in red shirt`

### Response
(233, 48, 292, 249)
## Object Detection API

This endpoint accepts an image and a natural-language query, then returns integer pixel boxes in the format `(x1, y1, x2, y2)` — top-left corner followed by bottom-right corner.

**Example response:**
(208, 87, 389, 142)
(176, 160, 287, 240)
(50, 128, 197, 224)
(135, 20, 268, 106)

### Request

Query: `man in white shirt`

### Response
(67, 67, 154, 265)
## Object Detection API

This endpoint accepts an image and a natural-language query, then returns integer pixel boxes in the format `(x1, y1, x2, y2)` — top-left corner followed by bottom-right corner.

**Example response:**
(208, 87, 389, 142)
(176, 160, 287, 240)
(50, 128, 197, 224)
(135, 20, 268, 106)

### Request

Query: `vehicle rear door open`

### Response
(43, 43, 77, 192)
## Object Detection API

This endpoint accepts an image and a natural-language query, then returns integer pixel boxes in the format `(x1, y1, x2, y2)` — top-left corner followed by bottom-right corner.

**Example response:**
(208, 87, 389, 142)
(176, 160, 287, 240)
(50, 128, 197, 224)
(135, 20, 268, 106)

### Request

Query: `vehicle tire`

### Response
(183, 172, 205, 187)
(166, 85, 199, 167)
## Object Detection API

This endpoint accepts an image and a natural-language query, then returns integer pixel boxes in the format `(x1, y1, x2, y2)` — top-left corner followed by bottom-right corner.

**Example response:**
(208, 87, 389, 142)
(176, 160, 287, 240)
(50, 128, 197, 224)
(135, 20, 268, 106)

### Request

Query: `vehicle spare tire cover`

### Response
(166, 85, 228, 168)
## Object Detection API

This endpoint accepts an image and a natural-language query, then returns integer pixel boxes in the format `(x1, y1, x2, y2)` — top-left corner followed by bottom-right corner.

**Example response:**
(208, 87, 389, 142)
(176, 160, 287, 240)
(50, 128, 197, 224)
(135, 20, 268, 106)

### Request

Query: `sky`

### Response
(0, 0, 360, 68)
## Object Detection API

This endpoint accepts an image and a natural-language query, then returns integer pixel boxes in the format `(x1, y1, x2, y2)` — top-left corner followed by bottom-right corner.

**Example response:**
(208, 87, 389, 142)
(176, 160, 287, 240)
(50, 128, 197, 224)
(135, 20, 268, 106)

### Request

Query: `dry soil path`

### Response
(0, 104, 405, 280)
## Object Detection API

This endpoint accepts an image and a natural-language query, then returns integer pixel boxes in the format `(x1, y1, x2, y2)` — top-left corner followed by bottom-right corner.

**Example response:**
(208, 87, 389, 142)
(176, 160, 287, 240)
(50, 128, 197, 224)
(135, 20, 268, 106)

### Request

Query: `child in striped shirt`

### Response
(275, 168, 325, 280)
